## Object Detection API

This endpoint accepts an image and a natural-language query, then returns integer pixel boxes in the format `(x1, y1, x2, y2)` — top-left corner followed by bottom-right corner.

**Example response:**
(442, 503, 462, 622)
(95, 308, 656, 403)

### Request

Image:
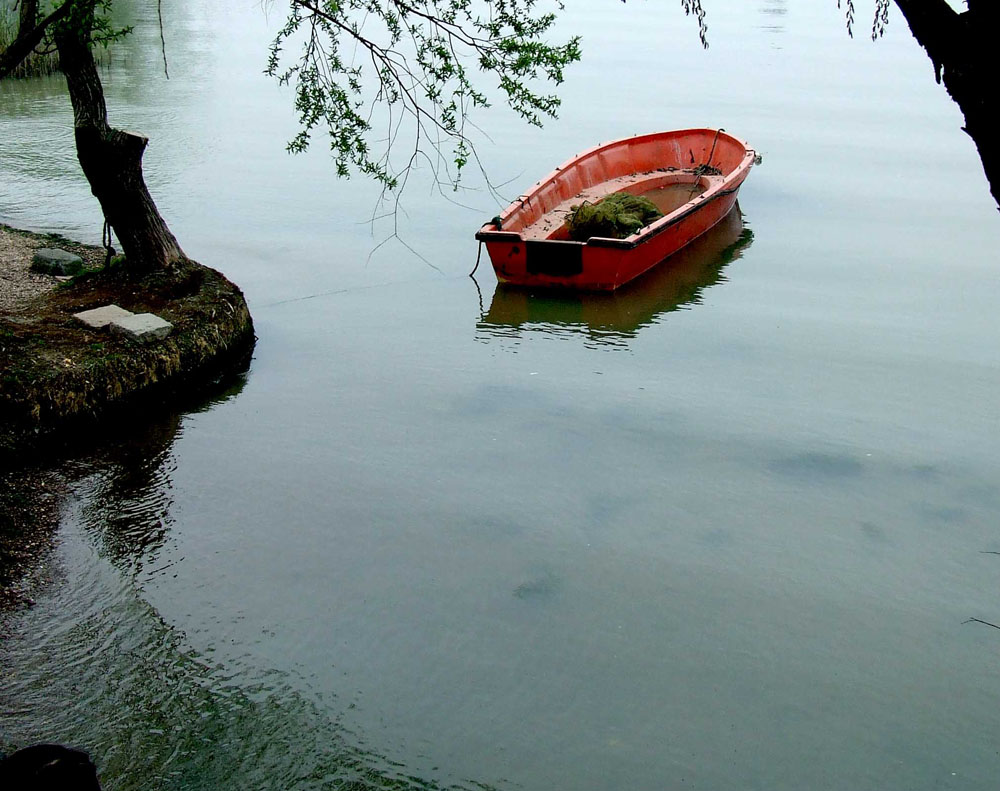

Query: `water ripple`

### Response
(0, 528, 500, 791)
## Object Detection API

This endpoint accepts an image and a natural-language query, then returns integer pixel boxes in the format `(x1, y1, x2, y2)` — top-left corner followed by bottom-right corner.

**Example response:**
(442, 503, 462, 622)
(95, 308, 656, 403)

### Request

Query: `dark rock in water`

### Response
(0, 744, 102, 790)
(30, 248, 84, 276)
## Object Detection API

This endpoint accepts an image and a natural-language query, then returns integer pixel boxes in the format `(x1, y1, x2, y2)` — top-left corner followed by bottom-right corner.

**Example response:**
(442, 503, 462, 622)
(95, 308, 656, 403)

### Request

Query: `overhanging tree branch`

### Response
(267, 0, 581, 195)
(0, 0, 73, 79)
(893, 0, 962, 79)
(891, 0, 1000, 208)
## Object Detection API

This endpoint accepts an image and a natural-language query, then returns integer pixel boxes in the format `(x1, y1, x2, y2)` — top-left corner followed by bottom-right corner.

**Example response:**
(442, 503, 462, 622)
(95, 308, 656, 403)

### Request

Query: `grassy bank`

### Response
(1, 231, 255, 459)
(0, 225, 255, 606)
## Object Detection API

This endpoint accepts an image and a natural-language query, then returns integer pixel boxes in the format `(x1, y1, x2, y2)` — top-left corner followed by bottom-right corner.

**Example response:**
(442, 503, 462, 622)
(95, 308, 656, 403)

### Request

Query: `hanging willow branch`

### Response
(839, 0, 893, 40)
(680, 0, 708, 48)
(266, 0, 581, 194)
(157, 0, 168, 78)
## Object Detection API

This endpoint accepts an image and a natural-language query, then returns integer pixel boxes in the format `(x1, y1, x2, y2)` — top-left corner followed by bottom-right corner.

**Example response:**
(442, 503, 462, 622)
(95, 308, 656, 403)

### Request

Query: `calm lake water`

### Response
(3, 1, 1000, 789)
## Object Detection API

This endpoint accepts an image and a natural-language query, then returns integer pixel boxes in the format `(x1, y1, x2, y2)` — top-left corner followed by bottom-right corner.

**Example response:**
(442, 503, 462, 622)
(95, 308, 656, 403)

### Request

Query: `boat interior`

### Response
(518, 169, 722, 241)
(501, 130, 748, 242)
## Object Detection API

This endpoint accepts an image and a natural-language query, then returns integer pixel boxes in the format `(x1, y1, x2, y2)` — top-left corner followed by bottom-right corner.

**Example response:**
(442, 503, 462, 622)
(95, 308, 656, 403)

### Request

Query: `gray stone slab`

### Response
(73, 304, 134, 330)
(31, 248, 84, 276)
(110, 312, 173, 343)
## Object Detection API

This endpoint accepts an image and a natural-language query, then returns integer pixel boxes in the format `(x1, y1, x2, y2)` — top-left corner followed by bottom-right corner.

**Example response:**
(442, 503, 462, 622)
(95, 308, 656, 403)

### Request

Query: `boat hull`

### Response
(476, 129, 754, 291)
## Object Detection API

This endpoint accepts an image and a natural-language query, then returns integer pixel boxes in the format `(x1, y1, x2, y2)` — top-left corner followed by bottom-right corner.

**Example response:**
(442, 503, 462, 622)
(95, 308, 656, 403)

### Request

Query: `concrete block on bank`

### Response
(110, 312, 173, 343)
(31, 248, 84, 276)
(73, 304, 134, 330)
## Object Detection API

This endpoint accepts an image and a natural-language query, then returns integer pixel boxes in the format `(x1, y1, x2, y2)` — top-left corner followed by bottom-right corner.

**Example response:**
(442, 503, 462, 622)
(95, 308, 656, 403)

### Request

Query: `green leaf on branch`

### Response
(266, 0, 582, 194)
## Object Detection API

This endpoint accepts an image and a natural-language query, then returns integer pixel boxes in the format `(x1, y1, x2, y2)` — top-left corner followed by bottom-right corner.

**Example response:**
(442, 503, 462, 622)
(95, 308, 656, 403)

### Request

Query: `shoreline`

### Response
(0, 223, 256, 609)
(0, 224, 108, 313)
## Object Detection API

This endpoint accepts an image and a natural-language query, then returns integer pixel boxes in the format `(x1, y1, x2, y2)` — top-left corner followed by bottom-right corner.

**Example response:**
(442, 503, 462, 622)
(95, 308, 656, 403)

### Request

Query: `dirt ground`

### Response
(0, 224, 106, 314)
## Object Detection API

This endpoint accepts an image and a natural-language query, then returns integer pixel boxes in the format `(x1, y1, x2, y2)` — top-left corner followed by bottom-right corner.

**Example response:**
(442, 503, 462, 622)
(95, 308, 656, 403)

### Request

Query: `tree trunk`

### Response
(54, 7, 185, 273)
(893, 0, 1000, 209)
(18, 0, 39, 38)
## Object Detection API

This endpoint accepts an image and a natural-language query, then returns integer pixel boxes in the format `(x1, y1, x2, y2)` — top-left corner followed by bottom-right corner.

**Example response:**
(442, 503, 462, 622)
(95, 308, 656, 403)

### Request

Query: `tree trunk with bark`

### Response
(53, 3, 185, 273)
(894, 0, 1000, 209)
(18, 0, 39, 38)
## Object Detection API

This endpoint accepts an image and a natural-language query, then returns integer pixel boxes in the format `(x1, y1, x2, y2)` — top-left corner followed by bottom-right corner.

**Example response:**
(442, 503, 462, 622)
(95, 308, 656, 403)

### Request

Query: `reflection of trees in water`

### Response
(68, 372, 250, 575)
(73, 413, 180, 575)
(759, 0, 787, 34)
(0, 550, 495, 791)
(2, 367, 495, 791)
(891, 0, 1000, 209)
(2, 365, 494, 788)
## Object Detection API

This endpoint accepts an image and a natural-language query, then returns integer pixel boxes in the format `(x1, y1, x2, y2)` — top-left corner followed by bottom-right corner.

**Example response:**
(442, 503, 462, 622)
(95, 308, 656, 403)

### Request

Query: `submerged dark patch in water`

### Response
(915, 503, 969, 526)
(905, 464, 943, 480)
(584, 492, 638, 529)
(513, 570, 560, 600)
(769, 452, 865, 480)
(699, 527, 734, 547)
(859, 521, 889, 543)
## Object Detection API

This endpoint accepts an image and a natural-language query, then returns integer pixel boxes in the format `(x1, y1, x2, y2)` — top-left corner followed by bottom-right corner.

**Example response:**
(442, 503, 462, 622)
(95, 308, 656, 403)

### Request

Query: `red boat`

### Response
(475, 129, 756, 291)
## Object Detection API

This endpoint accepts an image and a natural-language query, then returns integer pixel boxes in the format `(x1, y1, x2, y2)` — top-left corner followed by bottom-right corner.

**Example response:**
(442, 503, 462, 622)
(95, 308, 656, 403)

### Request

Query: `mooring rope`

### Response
(688, 127, 725, 200)
(470, 267, 485, 317)
(706, 127, 724, 169)
(469, 239, 483, 277)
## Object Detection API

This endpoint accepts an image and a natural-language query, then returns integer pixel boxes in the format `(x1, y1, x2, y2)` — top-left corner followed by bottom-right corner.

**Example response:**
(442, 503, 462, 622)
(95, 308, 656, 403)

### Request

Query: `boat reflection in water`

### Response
(476, 205, 753, 349)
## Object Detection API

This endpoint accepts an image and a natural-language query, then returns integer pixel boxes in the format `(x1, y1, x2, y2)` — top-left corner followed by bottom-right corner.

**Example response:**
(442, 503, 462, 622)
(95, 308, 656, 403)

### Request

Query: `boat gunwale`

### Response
(476, 129, 754, 248)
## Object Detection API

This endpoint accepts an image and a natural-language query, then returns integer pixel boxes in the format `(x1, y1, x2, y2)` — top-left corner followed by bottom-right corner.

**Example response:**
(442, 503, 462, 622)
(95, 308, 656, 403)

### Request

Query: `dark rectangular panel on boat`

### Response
(526, 241, 583, 277)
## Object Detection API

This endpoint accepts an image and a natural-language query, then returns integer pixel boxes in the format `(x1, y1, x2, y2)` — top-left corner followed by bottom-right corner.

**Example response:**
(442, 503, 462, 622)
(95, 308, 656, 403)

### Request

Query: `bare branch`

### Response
(0, 0, 73, 79)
